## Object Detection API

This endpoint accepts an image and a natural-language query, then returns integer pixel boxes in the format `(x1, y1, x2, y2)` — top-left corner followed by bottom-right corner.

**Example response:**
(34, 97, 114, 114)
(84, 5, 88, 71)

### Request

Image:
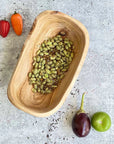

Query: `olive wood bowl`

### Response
(7, 10, 89, 117)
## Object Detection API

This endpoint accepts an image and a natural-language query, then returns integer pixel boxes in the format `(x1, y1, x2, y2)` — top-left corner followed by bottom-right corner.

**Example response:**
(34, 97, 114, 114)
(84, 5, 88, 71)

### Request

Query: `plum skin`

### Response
(72, 113, 91, 137)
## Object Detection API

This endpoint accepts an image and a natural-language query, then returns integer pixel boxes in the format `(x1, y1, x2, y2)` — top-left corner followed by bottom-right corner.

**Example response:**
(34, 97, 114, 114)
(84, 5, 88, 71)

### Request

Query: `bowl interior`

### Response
(8, 11, 86, 116)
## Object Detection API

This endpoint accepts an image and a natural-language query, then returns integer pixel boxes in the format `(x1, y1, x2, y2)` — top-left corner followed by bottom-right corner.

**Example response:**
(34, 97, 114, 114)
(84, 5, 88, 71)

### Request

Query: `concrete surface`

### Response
(0, 0, 114, 144)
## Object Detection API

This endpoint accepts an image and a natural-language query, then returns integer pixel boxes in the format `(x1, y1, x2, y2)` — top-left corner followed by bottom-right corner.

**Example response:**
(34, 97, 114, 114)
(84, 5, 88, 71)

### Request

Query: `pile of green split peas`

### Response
(28, 32, 75, 94)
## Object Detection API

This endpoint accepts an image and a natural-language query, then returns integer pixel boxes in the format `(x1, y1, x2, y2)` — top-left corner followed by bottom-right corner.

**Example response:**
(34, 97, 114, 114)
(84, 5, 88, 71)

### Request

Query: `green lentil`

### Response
(31, 74, 35, 78)
(36, 57, 40, 62)
(34, 84, 38, 90)
(28, 32, 75, 94)
(28, 72, 32, 78)
(32, 88, 37, 93)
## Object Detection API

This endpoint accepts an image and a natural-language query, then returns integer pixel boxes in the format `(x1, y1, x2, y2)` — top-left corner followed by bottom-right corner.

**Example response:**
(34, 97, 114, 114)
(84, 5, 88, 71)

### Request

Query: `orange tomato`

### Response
(11, 11, 23, 36)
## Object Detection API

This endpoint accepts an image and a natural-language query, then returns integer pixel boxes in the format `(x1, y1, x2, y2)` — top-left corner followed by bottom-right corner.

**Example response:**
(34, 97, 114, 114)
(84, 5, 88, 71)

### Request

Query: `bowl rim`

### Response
(7, 10, 89, 117)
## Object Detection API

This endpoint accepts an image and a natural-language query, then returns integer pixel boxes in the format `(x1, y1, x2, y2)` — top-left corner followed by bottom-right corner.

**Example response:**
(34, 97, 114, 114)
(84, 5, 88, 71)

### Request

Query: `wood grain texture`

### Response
(7, 10, 89, 117)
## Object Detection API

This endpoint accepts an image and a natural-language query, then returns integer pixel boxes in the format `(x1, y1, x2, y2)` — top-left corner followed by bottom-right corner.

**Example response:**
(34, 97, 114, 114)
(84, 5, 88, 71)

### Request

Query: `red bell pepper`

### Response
(0, 20, 10, 38)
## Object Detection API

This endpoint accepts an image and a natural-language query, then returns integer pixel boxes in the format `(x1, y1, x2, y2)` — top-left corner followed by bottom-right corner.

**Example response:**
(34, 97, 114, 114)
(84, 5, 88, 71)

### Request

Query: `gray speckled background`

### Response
(0, 0, 114, 144)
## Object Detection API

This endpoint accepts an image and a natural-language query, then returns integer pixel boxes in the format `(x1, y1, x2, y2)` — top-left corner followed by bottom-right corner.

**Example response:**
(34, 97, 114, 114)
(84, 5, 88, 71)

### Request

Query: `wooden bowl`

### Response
(7, 10, 89, 117)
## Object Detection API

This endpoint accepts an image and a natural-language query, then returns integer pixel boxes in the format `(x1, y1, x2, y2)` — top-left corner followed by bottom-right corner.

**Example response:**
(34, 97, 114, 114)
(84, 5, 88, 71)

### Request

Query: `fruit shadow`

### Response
(64, 90, 80, 128)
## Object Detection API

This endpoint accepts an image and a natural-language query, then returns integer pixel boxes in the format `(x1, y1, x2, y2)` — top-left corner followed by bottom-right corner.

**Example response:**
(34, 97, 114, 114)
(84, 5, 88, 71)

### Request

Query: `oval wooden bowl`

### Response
(7, 10, 89, 117)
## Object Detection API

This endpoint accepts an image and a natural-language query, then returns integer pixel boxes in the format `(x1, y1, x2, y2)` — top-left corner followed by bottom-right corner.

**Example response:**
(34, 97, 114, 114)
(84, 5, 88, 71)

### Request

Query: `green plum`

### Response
(91, 112, 111, 132)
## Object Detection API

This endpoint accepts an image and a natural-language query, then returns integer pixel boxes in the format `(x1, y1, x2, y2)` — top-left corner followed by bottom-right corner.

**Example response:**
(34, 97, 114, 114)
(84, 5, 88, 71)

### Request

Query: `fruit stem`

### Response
(14, 11, 17, 14)
(77, 92, 86, 114)
(80, 92, 86, 111)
